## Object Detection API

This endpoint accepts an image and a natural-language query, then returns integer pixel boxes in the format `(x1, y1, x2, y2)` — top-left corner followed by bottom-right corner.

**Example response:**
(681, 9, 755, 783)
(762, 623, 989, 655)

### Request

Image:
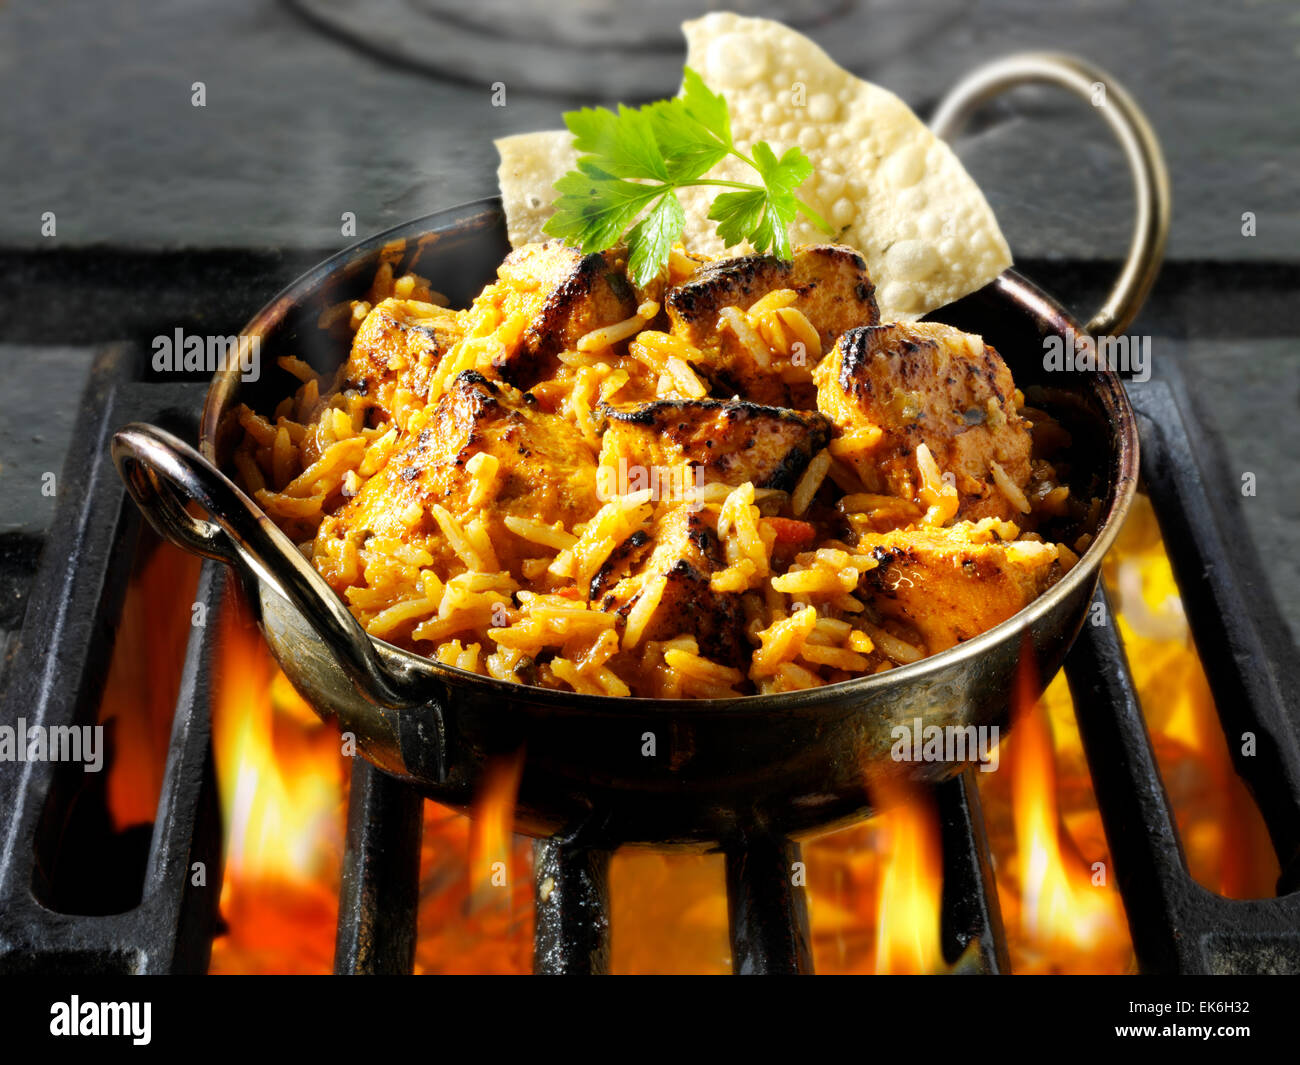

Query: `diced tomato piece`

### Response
(764, 518, 817, 548)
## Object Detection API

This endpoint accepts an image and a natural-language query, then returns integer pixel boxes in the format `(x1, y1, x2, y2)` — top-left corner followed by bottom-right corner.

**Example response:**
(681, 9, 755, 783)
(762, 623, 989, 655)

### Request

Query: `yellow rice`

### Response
(227, 251, 1080, 700)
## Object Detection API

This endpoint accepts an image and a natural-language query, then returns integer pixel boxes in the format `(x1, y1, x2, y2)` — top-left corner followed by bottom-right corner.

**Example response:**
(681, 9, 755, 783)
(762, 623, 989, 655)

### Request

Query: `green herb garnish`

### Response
(542, 68, 833, 286)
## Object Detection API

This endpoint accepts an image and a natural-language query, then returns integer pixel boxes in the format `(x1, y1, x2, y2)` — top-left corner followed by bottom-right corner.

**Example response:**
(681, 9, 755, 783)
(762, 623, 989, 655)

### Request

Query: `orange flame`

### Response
(206, 593, 536, 975)
(871, 782, 944, 974)
(468, 752, 524, 909)
(1004, 634, 1128, 972)
(208, 599, 347, 975)
(194, 494, 1276, 974)
(1102, 493, 1279, 899)
(216, 626, 342, 887)
(101, 538, 202, 829)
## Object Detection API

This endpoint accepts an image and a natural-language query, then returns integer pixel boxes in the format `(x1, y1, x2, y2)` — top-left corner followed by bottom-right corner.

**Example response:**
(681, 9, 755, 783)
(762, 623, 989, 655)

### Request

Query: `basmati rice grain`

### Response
(577, 301, 659, 351)
(751, 606, 818, 678)
(798, 644, 869, 671)
(747, 288, 798, 316)
(623, 574, 667, 649)
(775, 307, 821, 358)
(504, 515, 577, 551)
(465, 452, 500, 508)
(719, 306, 772, 369)
(774, 662, 821, 691)
(991, 460, 1032, 515)
(858, 621, 925, 664)
(430, 504, 484, 569)
(847, 630, 875, 654)
(790, 448, 831, 516)
(916, 442, 959, 525)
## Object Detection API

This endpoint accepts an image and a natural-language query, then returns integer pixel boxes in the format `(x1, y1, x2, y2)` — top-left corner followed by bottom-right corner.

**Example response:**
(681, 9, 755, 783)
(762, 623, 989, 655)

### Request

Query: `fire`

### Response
(100, 537, 202, 830)
(468, 752, 524, 909)
(796, 783, 946, 975)
(971, 494, 1277, 973)
(870, 783, 944, 974)
(412, 808, 534, 974)
(1102, 494, 1278, 900)
(196, 494, 1277, 974)
(208, 596, 347, 975)
(1002, 636, 1128, 970)
(221, 669, 342, 885)
(609, 852, 729, 974)
(207, 587, 535, 975)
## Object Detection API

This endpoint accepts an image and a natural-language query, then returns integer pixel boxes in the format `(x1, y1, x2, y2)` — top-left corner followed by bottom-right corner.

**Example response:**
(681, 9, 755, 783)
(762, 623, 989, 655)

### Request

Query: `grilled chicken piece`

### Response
(329, 370, 598, 574)
(857, 523, 1059, 653)
(815, 322, 1033, 521)
(345, 298, 464, 422)
(494, 241, 638, 388)
(665, 244, 879, 406)
(598, 399, 831, 493)
(591, 505, 744, 665)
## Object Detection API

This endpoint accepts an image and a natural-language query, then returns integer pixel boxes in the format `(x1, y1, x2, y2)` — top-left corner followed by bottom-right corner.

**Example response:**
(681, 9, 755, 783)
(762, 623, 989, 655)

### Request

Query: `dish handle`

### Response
(111, 422, 428, 711)
(931, 52, 1171, 338)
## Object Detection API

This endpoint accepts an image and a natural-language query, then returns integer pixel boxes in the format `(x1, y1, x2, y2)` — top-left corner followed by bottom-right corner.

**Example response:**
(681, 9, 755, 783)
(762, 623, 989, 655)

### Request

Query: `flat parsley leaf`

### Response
(644, 99, 727, 182)
(679, 66, 731, 146)
(543, 66, 833, 286)
(626, 194, 686, 285)
(751, 142, 813, 198)
(545, 167, 661, 254)
(564, 104, 668, 183)
(709, 188, 768, 249)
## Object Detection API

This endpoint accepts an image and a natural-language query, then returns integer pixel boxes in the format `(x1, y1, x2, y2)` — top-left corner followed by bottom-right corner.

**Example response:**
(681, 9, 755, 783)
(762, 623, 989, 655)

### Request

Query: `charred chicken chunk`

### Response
(665, 244, 879, 405)
(494, 241, 638, 388)
(344, 298, 464, 422)
(857, 523, 1059, 653)
(815, 322, 1033, 521)
(329, 371, 598, 574)
(598, 399, 831, 493)
(591, 505, 745, 665)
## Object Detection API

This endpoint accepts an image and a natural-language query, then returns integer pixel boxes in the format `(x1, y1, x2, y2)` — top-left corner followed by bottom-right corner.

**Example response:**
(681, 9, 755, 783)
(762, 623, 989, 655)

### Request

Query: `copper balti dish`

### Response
(111, 55, 1165, 847)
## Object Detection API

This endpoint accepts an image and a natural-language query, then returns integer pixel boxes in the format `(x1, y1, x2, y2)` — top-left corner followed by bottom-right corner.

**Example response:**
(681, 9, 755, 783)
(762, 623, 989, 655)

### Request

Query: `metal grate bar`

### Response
(1129, 378, 1300, 888)
(1065, 586, 1207, 972)
(0, 346, 219, 973)
(725, 833, 813, 974)
(937, 770, 1010, 973)
(1054, 376, 1300, 973)
(334, 761, 424, 975)
(531, 838, 612, 975)
(1067, 585, 1300, 973)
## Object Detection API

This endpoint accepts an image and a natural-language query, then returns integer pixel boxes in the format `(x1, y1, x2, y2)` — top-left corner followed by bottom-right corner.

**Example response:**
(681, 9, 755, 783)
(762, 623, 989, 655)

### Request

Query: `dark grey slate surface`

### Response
(0, 346, 102, 534)
(1175, 338, 1300, 646)
(0, 0, 1297, 262)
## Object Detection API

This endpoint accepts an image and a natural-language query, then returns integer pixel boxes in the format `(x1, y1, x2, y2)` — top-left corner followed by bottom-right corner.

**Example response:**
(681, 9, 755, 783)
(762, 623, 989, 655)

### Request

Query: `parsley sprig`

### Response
(542, 68, 833, 286)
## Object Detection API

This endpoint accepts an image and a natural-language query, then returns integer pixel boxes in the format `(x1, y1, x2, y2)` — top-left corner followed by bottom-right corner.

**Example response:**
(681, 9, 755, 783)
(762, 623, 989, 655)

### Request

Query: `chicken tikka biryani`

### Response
(223, 14, 1091, 701)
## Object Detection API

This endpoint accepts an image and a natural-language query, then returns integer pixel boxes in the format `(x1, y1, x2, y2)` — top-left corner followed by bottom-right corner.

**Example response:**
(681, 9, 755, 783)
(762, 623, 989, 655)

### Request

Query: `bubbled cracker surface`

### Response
(495, 130, 578, 250)
(494, 14, 1012, 322)
(682, 13, 1011, 321)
